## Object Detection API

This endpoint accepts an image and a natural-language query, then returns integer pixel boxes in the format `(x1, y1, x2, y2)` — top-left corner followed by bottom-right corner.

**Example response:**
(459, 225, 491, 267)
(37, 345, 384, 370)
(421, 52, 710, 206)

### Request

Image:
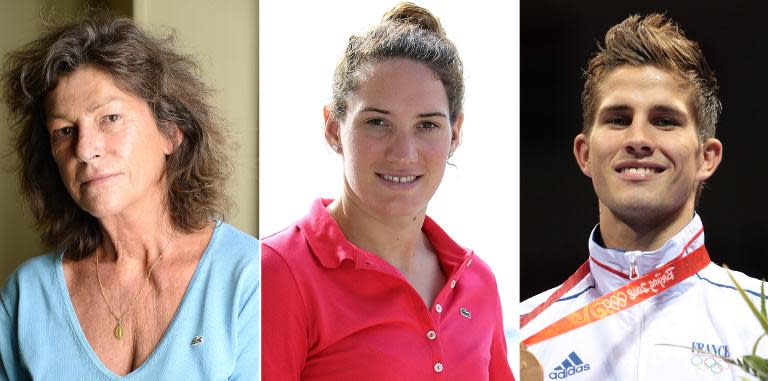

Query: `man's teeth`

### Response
(382, 174, 417, 183)
(621, 167, 657, 175)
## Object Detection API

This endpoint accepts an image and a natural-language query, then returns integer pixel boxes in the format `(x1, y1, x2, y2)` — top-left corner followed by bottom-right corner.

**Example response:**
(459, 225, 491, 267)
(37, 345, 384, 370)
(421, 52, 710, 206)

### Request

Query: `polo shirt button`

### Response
(435, 304, 442, 313)
(434, 362, 444, 373)
(467, 258, 473, 266)
(450, 279, 456, 288)
(426, 330, 437, 340)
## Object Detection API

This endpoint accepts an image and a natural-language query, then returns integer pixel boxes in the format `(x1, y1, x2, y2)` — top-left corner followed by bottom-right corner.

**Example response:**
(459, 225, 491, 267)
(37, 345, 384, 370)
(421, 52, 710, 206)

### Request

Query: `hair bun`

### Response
(382, 2, 446, 36)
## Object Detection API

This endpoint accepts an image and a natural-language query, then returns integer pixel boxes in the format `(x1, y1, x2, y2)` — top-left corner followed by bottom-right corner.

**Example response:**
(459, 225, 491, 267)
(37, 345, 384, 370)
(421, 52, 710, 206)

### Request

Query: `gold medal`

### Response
(520, 343, 544, 381)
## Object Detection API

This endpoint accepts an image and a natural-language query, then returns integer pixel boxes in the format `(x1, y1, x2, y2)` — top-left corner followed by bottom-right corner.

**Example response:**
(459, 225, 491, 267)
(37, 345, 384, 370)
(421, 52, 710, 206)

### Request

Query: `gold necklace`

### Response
(95, 230, 176, 340)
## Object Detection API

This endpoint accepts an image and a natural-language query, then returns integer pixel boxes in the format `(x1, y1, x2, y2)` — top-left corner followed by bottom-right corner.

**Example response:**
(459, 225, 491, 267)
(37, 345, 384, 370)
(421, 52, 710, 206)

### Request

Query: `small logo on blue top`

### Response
(190, 335, 205, 346)
(548, 351, 590, 379)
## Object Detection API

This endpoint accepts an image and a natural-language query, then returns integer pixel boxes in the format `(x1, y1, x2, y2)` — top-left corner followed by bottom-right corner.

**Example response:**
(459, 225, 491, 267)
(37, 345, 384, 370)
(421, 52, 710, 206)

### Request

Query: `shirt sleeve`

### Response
(230, 250, 261, 381)
(261, 243, 310, 381)
(489, 284, 515, 381)
(0, 273, 29, 381)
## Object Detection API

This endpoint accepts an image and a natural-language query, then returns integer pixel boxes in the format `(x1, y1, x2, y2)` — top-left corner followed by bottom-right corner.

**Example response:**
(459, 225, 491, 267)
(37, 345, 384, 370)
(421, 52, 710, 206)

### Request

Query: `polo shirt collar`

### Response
(298, 198, 471, 271)
(587, 213, 705, 294)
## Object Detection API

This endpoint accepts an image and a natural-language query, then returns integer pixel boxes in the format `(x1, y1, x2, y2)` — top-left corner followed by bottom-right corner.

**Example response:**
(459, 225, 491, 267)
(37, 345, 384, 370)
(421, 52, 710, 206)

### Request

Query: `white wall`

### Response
(135, 0, 259, 235)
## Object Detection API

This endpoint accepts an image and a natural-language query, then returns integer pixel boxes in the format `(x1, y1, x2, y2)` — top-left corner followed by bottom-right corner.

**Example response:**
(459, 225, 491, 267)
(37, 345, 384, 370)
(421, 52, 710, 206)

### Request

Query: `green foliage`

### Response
(724, 266, 768, 380)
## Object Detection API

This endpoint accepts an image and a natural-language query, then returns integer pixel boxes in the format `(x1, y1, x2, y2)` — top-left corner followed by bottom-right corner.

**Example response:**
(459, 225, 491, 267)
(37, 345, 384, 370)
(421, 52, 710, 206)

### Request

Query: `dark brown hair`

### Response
(1, 12, 232, 258)
(331, 2, 464, 123)
(581, 13, 720, 140)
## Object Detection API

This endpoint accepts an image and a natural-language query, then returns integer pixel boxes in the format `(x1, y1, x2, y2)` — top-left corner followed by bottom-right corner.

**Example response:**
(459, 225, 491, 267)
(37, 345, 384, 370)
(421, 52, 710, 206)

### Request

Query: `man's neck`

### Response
(597, 202, 695, 252)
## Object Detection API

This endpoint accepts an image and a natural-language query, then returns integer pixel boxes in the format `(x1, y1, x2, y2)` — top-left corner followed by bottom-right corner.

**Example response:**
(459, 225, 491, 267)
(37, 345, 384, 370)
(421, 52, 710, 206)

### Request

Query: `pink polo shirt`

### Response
(262, 198, 513, 380)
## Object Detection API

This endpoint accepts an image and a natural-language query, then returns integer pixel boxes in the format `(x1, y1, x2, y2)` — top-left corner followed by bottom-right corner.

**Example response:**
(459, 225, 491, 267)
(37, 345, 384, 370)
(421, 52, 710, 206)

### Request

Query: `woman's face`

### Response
(45, 65, 175, 220)
(327, 58, 462, 218)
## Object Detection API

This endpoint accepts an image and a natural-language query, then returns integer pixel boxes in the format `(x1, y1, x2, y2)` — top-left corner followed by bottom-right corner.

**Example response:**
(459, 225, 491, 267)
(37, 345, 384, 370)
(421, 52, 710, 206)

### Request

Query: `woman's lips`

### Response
(81, 173, 120, 187)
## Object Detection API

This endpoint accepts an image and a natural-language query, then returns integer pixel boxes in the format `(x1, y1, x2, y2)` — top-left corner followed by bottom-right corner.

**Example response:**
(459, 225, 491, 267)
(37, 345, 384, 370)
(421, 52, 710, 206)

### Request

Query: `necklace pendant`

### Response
(114, 322, 125, 340)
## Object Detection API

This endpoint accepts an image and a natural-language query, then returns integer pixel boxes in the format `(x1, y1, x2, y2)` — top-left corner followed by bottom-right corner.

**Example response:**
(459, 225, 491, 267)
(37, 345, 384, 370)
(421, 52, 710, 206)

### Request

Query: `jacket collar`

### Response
(587, 213, 705, 294)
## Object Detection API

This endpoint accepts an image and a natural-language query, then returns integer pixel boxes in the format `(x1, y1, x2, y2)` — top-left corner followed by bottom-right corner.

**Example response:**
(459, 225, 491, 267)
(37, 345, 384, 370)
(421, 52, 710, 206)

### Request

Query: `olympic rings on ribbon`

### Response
(601, 292, 627, 312)
(690, 354, 730, 374)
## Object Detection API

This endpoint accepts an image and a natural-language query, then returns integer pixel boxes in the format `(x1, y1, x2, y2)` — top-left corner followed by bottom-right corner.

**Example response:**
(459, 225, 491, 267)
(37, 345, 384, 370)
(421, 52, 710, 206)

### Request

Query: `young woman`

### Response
(262, 3, 513, 380)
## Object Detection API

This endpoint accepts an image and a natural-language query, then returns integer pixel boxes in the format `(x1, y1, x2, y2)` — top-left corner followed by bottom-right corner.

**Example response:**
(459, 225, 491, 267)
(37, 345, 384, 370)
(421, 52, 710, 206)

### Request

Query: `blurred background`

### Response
(0, 0, 258, 282)
(521, 0, 768, 300)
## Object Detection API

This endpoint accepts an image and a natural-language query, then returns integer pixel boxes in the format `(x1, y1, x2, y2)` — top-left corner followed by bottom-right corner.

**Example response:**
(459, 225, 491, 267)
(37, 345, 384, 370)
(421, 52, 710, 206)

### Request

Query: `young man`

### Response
(520, 13, 767, 380)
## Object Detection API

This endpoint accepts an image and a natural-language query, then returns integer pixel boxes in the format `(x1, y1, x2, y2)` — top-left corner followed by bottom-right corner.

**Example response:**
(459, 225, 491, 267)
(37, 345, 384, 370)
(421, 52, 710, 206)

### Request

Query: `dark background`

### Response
(521, 0, 768, 300)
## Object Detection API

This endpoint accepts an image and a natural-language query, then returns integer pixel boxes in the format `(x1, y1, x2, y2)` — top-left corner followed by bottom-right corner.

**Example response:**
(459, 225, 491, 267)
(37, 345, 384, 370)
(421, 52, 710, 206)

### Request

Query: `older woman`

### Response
(262, 3, 513, 380)
(0, 14, 259, 380)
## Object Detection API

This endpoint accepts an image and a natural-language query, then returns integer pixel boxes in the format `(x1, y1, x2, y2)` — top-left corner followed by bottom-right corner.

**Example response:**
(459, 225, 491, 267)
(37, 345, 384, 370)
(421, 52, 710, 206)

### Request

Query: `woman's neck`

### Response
(97, 207, 176, 266)
(327, 195, 429, 274)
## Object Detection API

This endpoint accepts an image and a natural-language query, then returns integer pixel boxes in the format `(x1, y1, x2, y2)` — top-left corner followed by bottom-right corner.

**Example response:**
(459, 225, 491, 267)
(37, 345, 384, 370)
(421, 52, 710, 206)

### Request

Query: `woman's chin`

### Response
(77, 198, 127, 221)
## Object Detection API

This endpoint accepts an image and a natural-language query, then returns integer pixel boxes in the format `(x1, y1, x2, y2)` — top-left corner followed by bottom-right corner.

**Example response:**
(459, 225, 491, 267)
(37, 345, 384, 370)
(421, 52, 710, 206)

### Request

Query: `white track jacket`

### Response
(520, 215, 768, 380)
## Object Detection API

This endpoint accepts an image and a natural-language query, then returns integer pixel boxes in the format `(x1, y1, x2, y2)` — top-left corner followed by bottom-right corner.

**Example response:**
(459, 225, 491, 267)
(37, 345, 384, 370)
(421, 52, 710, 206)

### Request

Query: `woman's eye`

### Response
(52, 126, 75, 139)
(104, 114, 121, 123)
(366, 118, 387, 127)
(419, 121, 439, 130)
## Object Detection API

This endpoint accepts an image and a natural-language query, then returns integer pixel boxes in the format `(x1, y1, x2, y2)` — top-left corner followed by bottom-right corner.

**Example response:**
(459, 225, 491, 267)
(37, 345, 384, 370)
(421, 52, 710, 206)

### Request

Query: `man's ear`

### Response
(574, 133, 592, 177)
(323, 105, 342, 154)
(696, 138, 723, 181)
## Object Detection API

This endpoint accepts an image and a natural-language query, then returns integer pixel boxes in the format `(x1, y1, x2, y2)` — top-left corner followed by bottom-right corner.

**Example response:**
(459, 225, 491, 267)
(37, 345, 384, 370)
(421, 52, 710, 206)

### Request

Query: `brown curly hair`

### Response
(1, 12, 232, 259)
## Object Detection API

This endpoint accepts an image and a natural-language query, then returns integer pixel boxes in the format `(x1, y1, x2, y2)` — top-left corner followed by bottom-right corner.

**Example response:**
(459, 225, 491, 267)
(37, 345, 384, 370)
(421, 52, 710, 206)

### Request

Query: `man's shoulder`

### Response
(696, 262, 766, 300)
(521, 275, 595, 315)
(520, 286, 560, 315)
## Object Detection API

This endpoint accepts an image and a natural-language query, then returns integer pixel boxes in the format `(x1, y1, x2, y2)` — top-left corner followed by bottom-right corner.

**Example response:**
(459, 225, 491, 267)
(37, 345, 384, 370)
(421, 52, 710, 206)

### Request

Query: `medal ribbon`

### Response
(522, 237, 709, 346)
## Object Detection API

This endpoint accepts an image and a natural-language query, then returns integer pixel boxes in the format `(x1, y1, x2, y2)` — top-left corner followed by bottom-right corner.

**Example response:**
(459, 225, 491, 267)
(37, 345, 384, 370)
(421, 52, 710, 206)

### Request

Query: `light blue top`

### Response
(0, 222, 260, 380)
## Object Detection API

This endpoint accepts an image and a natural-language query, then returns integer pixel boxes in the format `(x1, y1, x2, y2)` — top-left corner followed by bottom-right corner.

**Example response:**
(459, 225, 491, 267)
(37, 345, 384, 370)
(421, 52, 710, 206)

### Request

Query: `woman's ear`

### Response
(164, 123, 183, 155)
(324, 105, 342, 154)
(450, 113, 464, 154)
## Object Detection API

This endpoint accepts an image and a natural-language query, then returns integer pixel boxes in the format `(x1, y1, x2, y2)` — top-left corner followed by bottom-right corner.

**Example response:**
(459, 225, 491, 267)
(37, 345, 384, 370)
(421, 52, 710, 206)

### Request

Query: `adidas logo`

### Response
(548, 351, 591, 379)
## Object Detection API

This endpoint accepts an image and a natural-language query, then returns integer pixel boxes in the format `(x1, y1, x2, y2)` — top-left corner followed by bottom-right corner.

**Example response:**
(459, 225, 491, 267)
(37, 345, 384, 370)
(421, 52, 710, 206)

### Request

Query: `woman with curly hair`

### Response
(0, 13, 259, 380)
